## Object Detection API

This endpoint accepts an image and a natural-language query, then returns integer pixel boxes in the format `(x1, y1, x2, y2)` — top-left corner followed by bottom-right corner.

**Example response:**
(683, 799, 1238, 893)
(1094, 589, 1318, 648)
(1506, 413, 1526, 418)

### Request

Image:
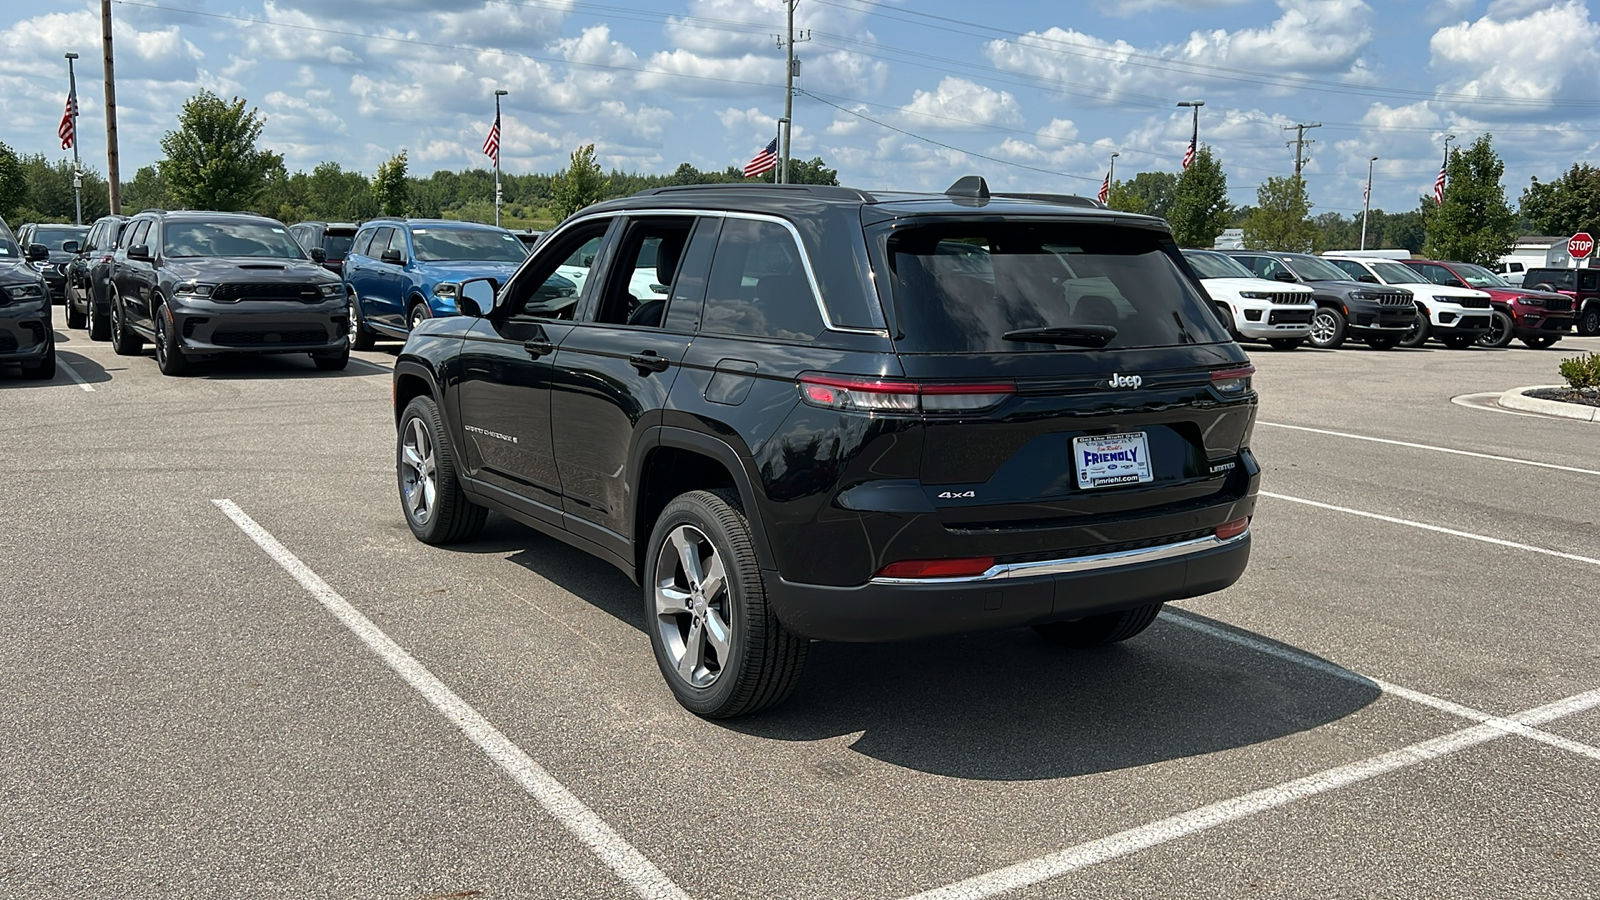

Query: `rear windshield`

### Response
(885, 222, 1231, 352)
(322, 233, 355, 260)
(33, 227, 89, 249)
(1528, 269, 1574, 290)
(411, 228, 528, 263)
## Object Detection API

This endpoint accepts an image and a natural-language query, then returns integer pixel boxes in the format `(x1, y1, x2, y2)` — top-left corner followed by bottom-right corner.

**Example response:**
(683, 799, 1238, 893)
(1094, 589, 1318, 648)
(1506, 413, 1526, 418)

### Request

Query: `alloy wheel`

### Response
(400, 417, 438, 525)
(1484, 313, 1509, 346)
(154, 312, 168, 366)
(1309, 310, 1337, 345)
(653, 525, 732, 689)
(347, 298, 359, 348)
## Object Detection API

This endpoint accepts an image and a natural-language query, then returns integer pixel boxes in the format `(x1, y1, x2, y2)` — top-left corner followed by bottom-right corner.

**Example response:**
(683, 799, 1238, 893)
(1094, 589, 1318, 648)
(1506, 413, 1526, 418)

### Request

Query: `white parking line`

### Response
(212, 499, 691, 900)
(1257, 421, 1600, 477)
(56, 357, 94, 392)
(1166, 611, 1600, 763)
(1260, 491, 1600, 568)
(902, 685, 1600, 900)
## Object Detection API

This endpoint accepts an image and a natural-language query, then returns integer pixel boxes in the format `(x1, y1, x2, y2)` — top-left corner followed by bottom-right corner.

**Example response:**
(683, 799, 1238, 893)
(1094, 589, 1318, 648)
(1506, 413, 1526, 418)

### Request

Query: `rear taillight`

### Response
(1211, 365, 1255, 395)
(1216, 518, 1249, 540)
(798, 374, 1014, 414)
(876, 557, 996, 579)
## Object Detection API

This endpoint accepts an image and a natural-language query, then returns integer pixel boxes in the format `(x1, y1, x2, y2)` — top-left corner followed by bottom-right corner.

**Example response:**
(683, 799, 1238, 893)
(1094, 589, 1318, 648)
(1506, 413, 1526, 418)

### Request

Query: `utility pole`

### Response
(493, 89, 507, 228)
(65, 52, 82, 225)
(1361, 156, 1377, 251)
(1284, 123, 1321, 178)
(777, 0, 808, 184)
(101, 0, 121, 214)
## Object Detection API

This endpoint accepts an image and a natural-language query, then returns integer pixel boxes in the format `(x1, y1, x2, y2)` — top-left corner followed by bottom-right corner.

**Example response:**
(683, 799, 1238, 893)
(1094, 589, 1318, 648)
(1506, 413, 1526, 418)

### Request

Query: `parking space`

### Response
(3, 312, 1597, 898)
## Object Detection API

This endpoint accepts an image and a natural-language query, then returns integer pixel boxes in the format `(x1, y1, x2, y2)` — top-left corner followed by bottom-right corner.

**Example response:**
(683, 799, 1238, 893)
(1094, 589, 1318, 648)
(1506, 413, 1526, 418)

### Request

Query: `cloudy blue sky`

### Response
(2, 0, 1598, 217)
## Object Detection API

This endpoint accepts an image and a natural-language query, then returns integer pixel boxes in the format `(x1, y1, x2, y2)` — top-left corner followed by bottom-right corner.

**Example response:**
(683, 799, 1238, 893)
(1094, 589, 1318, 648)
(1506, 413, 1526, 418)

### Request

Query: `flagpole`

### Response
(1361, 156, 1376, 251)
(66, 52, 82, 225)
(493, 89, 507, 228)
(774, 118, 787, 184)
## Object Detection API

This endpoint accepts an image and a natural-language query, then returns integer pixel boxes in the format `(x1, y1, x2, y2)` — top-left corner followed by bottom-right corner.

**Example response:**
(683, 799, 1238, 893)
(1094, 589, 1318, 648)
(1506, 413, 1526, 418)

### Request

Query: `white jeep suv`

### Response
(1324, 256, 1493, 350)
(1183, 249, 1315, 350)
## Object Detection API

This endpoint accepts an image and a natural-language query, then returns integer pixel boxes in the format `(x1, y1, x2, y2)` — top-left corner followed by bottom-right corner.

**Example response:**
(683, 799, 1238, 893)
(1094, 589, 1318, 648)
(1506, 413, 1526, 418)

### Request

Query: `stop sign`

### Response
(1569, 232, 1594, 259)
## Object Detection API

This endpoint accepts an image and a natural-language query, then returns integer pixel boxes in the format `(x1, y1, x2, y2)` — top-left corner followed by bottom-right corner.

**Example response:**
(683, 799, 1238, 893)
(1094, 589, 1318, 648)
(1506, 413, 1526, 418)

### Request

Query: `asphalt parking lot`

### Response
(3, 310, 1598, 899)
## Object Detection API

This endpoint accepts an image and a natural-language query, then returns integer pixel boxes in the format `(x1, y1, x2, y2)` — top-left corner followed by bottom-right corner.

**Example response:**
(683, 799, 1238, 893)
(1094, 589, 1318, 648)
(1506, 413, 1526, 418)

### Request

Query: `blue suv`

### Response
(343, 218, 531, 349)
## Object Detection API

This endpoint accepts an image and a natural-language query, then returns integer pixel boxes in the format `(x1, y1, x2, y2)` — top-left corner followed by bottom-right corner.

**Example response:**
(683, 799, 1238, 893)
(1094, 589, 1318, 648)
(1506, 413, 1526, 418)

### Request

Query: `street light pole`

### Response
(66, 52, 82, 225)
(1109, 151, 1119, 186)
(494, 89, 508, 228)
(1361, 156, 1377, 251)
(1176, 100, 1204, 169)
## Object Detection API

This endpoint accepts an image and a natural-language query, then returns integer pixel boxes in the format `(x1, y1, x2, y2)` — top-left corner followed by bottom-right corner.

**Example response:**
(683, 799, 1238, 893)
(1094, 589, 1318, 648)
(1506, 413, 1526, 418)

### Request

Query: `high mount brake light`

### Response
(798, 374, 1014, 413)
(1210, 365, 1255, 395)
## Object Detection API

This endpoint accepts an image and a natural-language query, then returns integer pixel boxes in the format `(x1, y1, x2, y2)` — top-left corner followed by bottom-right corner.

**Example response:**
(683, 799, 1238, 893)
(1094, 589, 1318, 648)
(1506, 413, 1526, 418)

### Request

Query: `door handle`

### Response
(524, 338, 555, 358)
(629, 350, 670, 374)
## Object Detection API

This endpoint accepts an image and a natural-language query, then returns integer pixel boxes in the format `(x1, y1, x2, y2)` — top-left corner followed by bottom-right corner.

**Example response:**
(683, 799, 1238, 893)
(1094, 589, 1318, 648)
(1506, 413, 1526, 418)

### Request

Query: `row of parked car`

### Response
(1186, 249, 1581, 352)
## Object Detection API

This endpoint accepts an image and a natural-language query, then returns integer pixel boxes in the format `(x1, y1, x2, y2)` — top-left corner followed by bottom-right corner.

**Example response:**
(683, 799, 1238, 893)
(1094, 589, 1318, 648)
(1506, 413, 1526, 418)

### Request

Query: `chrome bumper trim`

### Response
(869, 530, 1250, 585)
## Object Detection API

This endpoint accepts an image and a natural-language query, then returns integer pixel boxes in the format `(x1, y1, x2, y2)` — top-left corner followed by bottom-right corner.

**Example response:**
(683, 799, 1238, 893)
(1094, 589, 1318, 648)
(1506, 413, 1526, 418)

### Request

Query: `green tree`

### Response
(1424, 134, 1516, 266)
(121, 165, 172, 213)
(158, 91, 283, 211)
(1168, 146, 1230, 247)
(1520, 163, 1600, 237)
(553, 144, 607, 220)
(0, 143, 27, 219)
(1107, 171, 1178, 218)
(1243, 176, 1317, 251)
(373, 150, 411, 217)
(784, 157, 840, 186)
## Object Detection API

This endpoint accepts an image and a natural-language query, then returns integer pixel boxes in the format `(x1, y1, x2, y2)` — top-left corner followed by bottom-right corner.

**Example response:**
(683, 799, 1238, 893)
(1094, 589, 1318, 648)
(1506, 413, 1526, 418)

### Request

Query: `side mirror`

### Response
(26, 243, 49, 263)
(309, 247, 327, 263)
(380, 248, 404, 265)
(128, 244, 152, 262)
(1273, 270, 1298, 283)
(62, 240, 81, 254)
(456, 277, 499, 317)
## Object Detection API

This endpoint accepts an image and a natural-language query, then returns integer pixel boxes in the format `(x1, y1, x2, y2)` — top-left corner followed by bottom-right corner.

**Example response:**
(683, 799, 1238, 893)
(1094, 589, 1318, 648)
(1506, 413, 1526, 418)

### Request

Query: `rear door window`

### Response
(883, 222, 1231, 353)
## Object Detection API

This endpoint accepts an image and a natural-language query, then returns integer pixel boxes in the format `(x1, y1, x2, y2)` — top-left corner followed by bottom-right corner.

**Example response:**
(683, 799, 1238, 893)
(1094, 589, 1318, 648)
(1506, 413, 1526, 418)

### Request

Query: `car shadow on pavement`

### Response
(56, 350, 114, 385)
(178, 353, 378, 380)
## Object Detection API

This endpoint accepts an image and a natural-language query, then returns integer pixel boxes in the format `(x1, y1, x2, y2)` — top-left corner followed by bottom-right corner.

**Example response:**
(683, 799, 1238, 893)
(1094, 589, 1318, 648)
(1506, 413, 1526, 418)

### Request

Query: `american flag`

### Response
(1433, 147, 1447, 205)
(743, 138, 778, 178)
(58, 90, 77, 151)
(1181, 137, 1195, 171)
(1097, 171, 1110, 205)
(482, 112, 500, 164)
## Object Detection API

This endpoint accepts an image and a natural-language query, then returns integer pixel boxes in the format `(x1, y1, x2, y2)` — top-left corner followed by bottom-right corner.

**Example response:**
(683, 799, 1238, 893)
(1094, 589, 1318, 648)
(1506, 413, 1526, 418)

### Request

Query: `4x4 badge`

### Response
(1108, 373, 1143, 389)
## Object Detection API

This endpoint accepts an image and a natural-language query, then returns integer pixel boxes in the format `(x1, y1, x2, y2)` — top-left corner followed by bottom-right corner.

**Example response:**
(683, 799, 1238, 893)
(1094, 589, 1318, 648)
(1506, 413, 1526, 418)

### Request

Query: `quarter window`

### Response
(702, 218, 822, 342)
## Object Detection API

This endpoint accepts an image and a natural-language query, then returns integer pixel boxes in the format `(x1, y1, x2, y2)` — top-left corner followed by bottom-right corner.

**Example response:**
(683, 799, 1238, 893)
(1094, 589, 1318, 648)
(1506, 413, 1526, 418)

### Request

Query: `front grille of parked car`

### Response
(1268, 292, 1312, 305)
(1374, 293, 1411, 307)
(1458, 296, 1491, 309)
(1545, 297, 1573, 312)
(1269, 309, 1312, 325)
(212, 328, 328, 346)
(211, 282, 322, 303)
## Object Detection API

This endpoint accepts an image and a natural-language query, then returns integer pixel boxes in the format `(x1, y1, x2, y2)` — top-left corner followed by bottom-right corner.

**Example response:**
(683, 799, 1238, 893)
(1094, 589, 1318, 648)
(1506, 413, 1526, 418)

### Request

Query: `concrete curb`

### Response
(1497, 385, 1600, 422)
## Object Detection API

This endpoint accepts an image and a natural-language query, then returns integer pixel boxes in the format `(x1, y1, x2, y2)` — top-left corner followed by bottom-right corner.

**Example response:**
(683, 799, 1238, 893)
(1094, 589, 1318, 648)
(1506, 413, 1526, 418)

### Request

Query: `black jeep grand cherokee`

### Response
(393, 178, 1260, 717)
(108, 210, 349, 375)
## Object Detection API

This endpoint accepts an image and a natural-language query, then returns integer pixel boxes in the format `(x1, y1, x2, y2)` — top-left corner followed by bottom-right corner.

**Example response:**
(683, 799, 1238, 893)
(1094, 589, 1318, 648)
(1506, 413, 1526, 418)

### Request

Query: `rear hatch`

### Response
(872, 217, 1256, 550)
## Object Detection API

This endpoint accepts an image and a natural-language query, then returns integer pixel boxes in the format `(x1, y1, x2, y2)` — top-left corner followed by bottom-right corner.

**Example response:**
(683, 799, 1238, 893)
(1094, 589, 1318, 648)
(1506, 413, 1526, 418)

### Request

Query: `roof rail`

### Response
(992, 192, 1105, 209)
(632, 183, 878, 203)
(136, 208, 166, 215)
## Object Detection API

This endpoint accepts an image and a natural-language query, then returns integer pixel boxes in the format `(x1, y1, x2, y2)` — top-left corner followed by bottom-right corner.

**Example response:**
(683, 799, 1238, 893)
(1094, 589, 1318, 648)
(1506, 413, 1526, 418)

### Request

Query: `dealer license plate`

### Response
(1073, 432, 1154, 490)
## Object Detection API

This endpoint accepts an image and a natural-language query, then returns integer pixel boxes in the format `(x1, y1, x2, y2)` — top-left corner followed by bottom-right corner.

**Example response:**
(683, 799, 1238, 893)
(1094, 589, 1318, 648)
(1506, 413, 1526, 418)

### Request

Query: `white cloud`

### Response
(1429, 0, 1600, 107)
(899, 77, 1023, 130)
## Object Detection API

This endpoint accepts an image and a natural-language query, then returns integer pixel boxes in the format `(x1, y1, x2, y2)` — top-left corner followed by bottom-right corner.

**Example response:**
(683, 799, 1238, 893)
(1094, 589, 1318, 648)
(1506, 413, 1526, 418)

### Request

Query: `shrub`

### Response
(1558, 351, 1600, 389)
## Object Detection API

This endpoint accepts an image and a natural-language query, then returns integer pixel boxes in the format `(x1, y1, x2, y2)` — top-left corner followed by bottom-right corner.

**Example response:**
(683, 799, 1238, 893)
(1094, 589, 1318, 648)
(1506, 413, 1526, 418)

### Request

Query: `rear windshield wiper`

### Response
(1001, 324, 1117, 347)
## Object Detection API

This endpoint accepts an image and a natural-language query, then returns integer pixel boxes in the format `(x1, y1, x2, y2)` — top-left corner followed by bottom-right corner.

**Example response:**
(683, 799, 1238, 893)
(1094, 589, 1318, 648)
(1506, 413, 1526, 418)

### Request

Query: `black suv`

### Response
(392, 178, 1260, 717)
(108, 210, 350, 375)
(18, 223, 89, 305)
(65, 214, 128, 337)
(0, 216, 56, 379)
(1223, 250, 1415, 349)
(289, 221, 360, 276)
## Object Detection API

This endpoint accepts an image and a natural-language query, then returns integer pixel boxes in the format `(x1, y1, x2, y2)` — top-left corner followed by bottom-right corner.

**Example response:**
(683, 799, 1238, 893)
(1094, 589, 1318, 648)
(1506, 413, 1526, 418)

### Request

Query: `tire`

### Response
(348, 294, 375, 351)
(1522, 335, 1560, 349)
(1365, 336, 1400, 351)
(1441, 333, 1477, 350)
(66, 298, 86, 330)
(1398, 312, 1430, 348)
(108, 289, 143, 356)
(312, 344, 350, 371)
(1578, 305, 1600, 337)
(407, 300, 431, 334)
(1033, 603, 1164, 648)
(397, 395, 487, 545)
(1307, 306, 1346, 349)
(20, 339, 55, 381)
(1215, 303, 1239, 341)
(87, 292, 109, 341)
(1266, 338, 1303, 351)
(645, 489, 808, 718)
(1478, 310, 1514, 348)
(153, 302, 191, 376)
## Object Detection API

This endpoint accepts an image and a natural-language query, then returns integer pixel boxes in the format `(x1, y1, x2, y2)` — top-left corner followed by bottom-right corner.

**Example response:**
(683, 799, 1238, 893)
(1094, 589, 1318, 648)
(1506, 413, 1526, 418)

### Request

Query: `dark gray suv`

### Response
(1224, 250, 1415, 349)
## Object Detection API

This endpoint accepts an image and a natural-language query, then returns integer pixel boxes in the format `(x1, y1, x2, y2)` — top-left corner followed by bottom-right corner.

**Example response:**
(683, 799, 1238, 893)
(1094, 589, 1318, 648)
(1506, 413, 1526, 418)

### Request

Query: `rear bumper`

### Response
(765, 531, 1251, 642)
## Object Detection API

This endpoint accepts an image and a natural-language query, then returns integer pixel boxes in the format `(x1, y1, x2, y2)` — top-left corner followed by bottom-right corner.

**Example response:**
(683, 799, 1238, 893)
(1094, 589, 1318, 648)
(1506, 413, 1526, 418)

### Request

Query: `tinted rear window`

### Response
(1528, 270, 1575, 290)
(885, 222, 1231, 352)
(322, 233, 354, 259)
